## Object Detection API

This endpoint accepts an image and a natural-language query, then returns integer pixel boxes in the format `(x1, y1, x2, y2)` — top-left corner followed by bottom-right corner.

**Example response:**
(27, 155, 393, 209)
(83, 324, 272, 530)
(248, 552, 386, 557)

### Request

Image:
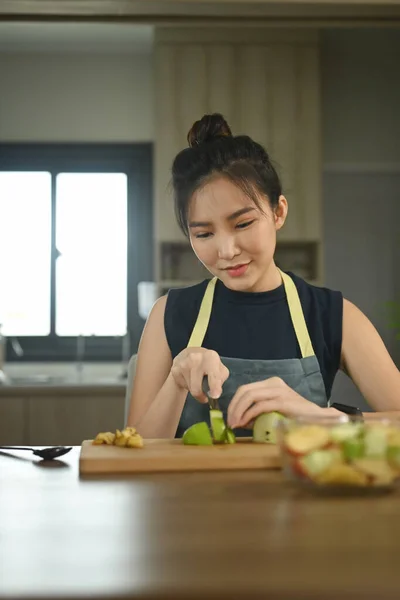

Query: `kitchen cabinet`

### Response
(0, 396, 26, 445)
(154, 27, 322, 285)
(0, 386, 125, 447)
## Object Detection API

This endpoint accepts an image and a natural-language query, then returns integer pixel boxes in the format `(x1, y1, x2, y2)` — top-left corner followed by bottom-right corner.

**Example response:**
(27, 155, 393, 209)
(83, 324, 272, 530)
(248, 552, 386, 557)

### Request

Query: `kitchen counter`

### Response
(1, 446, 400, 600)
(0, 380, 126, 395)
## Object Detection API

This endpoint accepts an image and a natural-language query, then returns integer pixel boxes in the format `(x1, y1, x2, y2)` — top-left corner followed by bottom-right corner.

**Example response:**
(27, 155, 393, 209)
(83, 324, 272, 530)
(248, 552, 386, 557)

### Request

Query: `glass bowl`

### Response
(278, 414, 400, 494)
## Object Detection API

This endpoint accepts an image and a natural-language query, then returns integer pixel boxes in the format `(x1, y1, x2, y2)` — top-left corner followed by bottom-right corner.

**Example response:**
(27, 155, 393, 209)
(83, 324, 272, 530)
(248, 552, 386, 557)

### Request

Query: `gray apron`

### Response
(177, 269, 327, 438)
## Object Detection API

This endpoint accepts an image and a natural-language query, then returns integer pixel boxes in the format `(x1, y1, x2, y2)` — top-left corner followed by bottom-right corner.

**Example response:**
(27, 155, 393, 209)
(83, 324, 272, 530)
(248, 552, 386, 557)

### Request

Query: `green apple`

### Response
(342, 438, 365, 460)
(222, 427, 236, 444)
(330, 422, 363, 442)
(210, 409, 226, 443)
(253, 411, 285, 444)
(298, 448, 342, 478)
(182, 422, 213, 446)
(364, 426, 388, 458)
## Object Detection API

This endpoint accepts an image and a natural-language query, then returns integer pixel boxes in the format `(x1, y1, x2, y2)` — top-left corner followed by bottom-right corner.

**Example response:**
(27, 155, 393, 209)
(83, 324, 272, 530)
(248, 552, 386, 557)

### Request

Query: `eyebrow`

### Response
(188, 207, 256, 228)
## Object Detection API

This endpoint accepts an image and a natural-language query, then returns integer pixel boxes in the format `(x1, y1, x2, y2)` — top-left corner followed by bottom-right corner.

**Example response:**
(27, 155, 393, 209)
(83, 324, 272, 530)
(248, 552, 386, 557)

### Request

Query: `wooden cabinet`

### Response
(28, 392, 125, 446)
(0, 387, 125, 447)
(154, 27, 322, 284)
(0, 396, 26, 445)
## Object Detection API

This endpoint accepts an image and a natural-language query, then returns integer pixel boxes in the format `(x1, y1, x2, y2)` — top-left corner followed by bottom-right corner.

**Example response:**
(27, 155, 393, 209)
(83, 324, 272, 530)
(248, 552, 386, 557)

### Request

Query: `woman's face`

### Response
(188, 177, 287, 292)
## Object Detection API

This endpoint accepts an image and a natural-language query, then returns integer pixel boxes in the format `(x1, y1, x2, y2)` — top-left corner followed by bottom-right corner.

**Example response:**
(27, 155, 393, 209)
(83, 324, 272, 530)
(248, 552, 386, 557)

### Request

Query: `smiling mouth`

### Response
(224, 263, 249, 270)
(223, 262, 250, 277)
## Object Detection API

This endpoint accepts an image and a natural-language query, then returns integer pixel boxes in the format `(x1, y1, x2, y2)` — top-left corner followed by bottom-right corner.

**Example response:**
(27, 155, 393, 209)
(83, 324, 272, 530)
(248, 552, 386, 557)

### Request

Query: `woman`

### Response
(128, 113, 400, 438)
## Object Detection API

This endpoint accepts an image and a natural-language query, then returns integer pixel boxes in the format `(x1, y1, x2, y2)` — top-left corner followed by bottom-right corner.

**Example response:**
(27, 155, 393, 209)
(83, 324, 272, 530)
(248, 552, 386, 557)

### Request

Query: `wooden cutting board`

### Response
(79, 438, 281, 474)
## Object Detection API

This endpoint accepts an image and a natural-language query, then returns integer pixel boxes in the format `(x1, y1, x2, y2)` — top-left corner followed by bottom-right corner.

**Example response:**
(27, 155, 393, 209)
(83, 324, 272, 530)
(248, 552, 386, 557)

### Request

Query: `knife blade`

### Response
(202, 376, 236, 443)
(202, 375, 220, 410)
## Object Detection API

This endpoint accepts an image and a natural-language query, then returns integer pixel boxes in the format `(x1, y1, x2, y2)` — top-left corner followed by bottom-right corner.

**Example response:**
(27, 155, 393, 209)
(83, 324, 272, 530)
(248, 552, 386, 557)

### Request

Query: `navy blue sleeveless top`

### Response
(164, 272, 343, 399)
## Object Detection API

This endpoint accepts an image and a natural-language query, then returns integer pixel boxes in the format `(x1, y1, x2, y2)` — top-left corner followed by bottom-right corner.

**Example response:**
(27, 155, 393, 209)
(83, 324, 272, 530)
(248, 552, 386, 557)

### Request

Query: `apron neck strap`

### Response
(187, 270, 315, 358)
(278, 269, 315, 358)
(187, 277, 217, 348)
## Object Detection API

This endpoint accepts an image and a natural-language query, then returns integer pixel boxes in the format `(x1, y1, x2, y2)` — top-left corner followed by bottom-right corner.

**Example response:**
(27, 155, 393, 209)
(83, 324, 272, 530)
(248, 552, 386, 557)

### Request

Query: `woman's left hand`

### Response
(227, 377, 325, 429)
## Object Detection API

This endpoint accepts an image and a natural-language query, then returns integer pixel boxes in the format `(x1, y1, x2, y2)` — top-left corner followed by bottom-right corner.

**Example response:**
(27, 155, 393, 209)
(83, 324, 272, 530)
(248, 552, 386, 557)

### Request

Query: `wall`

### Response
(321, 29, 400, 411)
(0, 52, 153, 142)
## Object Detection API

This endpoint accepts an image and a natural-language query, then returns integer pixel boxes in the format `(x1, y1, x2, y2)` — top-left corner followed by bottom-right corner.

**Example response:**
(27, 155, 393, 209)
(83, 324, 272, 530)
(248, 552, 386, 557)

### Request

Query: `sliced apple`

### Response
(364, 426, 388, 458)
(182, 422, 213, 446)
(285, 425, 330, 456)
(387, 446, 400, 471)
(222, 427, 236, 444)
(353, 458, 397, 486)
(316, 463, 368, 487)
(330, 422, 362, 443)
(210, 409, 226, 443)
(387, 429, 400, 446)
(342, 438, 365, 461)
(298, 448, 342, 479)
(253, 411, 285, 444)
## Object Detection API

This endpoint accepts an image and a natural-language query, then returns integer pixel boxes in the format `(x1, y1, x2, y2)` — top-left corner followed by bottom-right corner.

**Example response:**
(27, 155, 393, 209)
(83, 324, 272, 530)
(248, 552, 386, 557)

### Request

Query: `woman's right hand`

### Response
(170, 348, 229, 403)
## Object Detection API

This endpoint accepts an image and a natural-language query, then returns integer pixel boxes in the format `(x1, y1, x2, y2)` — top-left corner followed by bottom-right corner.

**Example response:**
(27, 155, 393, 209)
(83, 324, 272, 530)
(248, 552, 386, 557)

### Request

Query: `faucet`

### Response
(120, 331, 131, 379)
(0, 332, 23, 385)
(76, 334, 85, 381)
(0, 324, 6, 383)
(11, 338, 24, 358)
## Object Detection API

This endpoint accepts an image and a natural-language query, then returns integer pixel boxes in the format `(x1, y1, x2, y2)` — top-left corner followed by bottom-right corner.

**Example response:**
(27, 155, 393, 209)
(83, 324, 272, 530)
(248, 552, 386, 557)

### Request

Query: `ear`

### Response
(274, 196, 288, 231)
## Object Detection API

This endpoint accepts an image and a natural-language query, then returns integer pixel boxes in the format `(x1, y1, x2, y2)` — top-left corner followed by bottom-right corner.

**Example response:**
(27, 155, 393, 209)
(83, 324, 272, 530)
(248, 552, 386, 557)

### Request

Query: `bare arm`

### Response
(127, 296, 187, 438)
(340, 299, 400, 415)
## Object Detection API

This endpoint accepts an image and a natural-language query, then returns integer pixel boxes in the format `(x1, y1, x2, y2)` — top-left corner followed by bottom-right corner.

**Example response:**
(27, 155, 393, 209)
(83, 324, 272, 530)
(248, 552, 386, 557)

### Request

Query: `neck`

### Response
(246, 261, 282, 293)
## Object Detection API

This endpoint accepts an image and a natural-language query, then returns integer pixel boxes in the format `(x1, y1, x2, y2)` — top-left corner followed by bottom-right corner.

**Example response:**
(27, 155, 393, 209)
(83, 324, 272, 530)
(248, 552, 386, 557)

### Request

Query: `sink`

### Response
(1, 374, 127, 387)
(7, 375, 67, 386)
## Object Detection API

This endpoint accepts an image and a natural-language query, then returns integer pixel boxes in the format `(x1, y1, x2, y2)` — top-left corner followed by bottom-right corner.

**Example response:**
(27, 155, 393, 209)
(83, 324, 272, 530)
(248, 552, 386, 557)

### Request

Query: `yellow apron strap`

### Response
(187, 277, 218, 348)
(278, 269, 315, 358)
(187, 270, 315, 358)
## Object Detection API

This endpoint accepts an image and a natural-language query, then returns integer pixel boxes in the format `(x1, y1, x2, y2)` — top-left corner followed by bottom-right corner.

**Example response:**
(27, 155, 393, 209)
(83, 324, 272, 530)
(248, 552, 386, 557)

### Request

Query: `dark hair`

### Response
(171, 113, 282, 236)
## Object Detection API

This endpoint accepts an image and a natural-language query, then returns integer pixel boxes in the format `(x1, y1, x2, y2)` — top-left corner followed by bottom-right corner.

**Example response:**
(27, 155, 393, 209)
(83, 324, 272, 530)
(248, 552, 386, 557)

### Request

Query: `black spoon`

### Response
(0, 446, 72, 460)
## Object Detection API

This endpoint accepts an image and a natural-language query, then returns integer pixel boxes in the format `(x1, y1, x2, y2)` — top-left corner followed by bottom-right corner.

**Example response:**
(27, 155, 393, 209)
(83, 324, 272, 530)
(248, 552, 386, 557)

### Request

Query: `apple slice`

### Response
(330, 422, 362, 443)
(253, 411, 285, 444)
(364, 426, 388, 458)
(298, 448, 342, 479)
(182, 422, 213, 446)
(316, 463, 368, 487)
(285, 425, 330, 456)
(342, 438, 365, 460)
(387, 446, 400, 472)
(222, 427, 236, 444)
(210, 409, 227, 443)
(352, 458, 396, 486)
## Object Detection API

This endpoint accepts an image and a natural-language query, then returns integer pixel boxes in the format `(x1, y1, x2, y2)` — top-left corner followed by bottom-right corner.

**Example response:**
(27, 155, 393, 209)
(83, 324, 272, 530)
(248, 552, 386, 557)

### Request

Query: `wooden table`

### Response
(1, 446, 400, 600)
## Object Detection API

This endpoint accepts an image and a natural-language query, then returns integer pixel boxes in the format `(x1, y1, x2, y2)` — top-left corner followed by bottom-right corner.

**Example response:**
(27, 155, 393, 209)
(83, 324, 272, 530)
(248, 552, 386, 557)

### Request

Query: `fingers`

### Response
(207, 360, 229, 399)
(228, 377, 286, 427)
(172, 349, 228, 404)
(228, 381, 284, 428)
(189, 367, 207, 403)
(236, 400, 281, 429)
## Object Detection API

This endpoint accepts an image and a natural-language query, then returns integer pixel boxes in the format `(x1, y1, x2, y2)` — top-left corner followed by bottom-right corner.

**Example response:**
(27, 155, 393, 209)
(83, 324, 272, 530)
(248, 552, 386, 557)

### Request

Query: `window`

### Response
(0, 144, 153, 361)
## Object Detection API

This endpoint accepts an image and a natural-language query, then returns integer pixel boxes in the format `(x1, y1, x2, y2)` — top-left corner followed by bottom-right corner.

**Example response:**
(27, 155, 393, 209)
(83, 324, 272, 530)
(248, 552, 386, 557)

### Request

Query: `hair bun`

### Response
(187, 113, 232, 148)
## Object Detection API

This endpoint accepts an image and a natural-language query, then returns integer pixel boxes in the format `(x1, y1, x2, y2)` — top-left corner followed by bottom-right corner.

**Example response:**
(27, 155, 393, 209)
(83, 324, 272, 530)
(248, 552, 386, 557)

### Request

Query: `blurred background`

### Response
(0, 0, 399, 444)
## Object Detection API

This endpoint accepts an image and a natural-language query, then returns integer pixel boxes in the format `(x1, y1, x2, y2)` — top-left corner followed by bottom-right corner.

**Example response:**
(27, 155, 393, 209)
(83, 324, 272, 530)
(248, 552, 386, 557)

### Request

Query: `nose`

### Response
(217, 233, 240, 261)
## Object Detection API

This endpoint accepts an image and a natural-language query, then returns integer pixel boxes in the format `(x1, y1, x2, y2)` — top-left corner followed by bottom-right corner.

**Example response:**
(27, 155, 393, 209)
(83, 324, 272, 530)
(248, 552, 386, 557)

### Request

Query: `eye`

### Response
(195, 232, 212, 239)
(236, 219, 255, 230)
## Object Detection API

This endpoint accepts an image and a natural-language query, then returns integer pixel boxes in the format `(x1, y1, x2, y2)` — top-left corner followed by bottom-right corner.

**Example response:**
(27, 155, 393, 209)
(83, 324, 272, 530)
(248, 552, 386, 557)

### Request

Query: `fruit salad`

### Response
(280, 417, 400, 490)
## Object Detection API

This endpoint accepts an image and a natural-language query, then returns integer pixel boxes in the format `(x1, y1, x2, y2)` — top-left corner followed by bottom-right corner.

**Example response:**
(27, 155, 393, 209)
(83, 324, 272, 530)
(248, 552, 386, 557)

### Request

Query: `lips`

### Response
(224, 263, 250, 277)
